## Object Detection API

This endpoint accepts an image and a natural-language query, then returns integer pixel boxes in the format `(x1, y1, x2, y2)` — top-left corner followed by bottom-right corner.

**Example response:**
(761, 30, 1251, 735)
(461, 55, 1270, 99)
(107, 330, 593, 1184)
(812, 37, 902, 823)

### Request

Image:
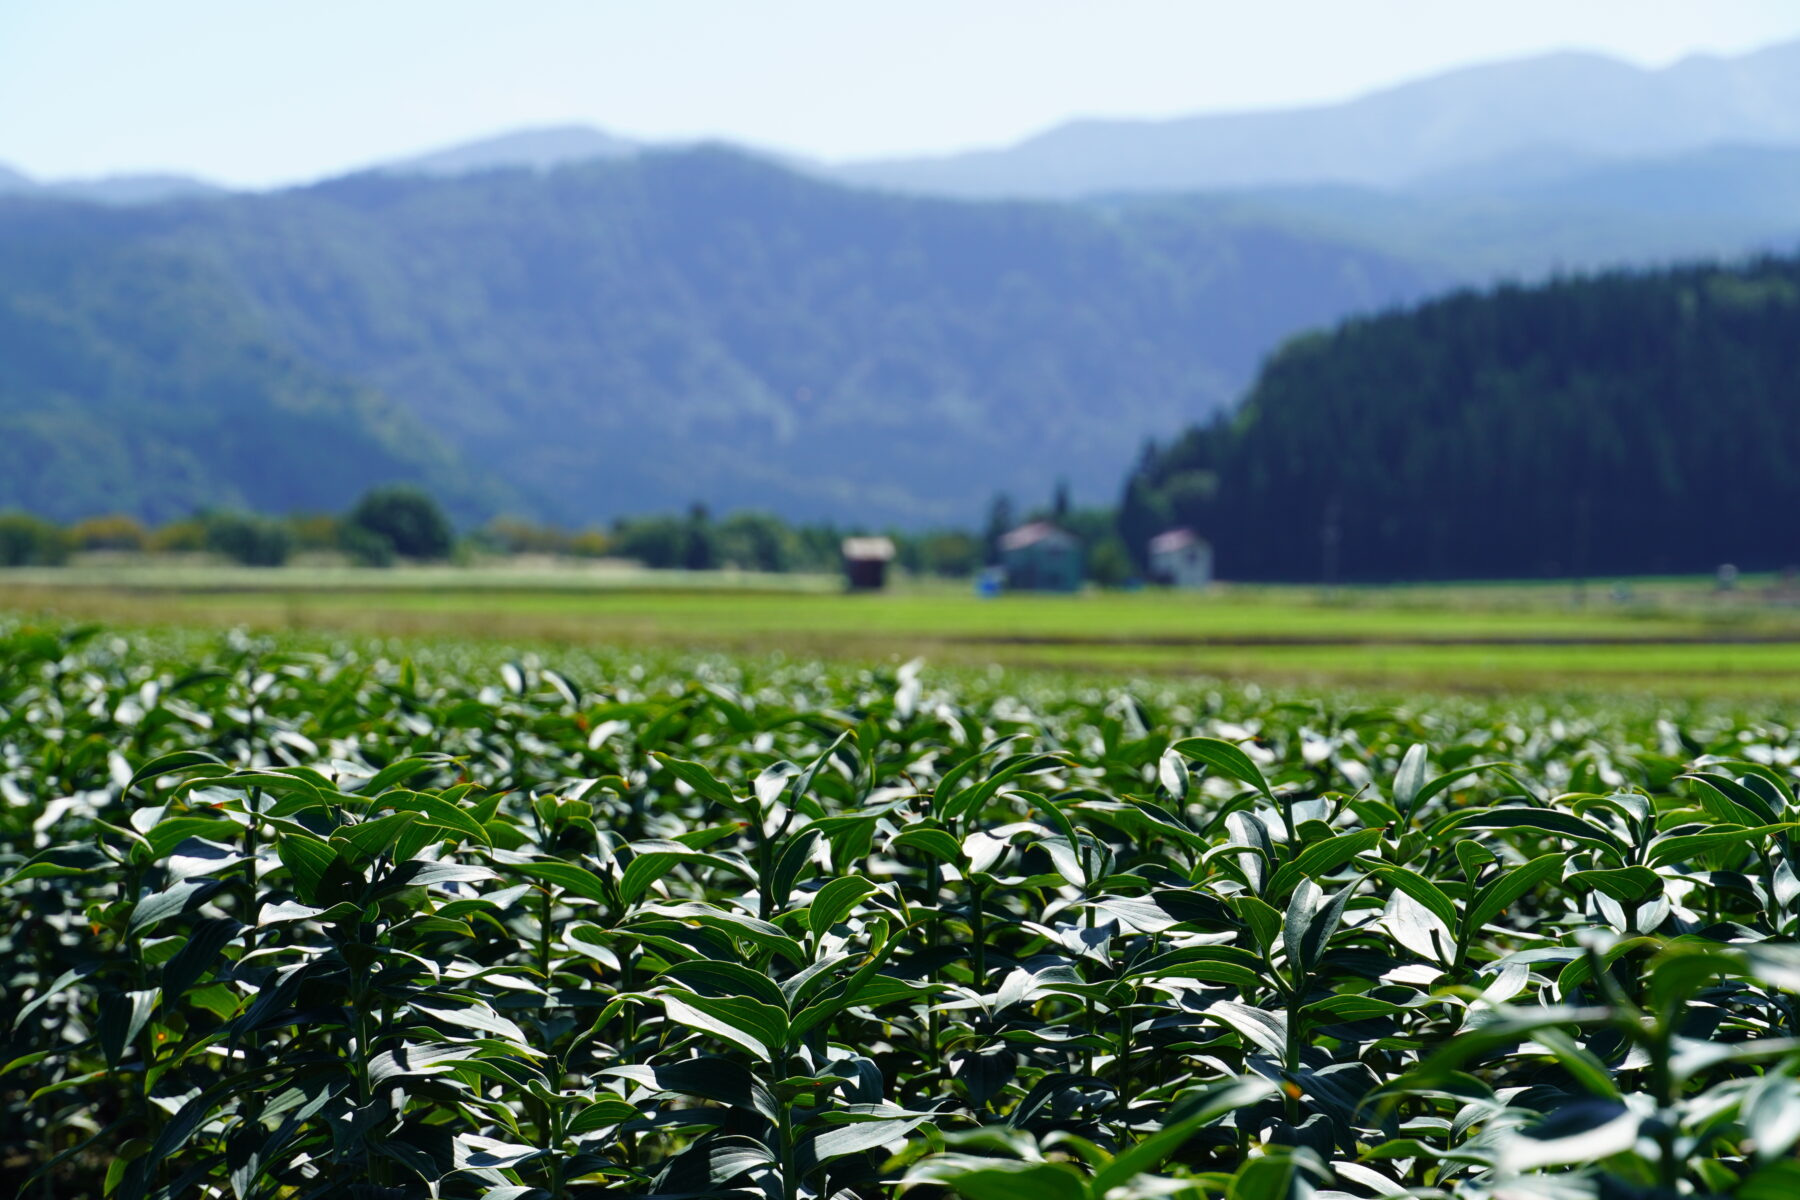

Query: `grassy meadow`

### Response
(2, 561, 1799, 694)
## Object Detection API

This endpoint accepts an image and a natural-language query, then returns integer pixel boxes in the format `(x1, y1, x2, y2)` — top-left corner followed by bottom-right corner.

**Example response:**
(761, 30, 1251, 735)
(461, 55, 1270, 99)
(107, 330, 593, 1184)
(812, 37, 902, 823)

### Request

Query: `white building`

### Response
(1148, 528, 1212, 589)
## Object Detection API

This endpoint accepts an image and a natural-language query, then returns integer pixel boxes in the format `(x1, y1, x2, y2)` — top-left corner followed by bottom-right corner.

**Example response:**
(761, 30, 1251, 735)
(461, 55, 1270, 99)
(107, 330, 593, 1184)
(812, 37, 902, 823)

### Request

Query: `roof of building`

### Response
(1148, 528, 1209, 554)
(840, 536, 896, 562)
(1000, 521, 1079, 552)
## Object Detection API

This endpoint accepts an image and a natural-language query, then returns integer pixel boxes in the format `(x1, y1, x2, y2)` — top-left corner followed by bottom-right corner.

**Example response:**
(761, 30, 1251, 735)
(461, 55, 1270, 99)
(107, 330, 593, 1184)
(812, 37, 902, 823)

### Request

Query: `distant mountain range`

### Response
(0, 165, 223, 206)
(375, 125, 641, 177)
(6, 37, 1800, 529)
(0, 150, 1440, 526)
(837, 39, 1800, 197)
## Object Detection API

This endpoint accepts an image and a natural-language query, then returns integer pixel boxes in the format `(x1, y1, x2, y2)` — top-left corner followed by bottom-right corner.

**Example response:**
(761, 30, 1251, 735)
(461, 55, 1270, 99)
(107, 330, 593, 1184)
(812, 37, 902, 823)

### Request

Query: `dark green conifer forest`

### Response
(1123, 258, 1800, 580)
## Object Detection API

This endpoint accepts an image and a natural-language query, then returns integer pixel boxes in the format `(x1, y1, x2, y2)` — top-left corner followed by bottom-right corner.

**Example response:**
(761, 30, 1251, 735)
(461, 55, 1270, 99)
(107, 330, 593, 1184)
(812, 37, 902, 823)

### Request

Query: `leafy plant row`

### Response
(2, 623, 1800, 1199)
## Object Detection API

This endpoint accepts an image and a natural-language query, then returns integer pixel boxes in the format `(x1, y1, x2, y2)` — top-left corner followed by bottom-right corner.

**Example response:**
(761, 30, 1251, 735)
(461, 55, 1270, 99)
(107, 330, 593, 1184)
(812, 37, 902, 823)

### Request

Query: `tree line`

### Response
(0, 486, 456, 568)
(0, 488, 1000, 579)
(1120, 255, 1800, 581)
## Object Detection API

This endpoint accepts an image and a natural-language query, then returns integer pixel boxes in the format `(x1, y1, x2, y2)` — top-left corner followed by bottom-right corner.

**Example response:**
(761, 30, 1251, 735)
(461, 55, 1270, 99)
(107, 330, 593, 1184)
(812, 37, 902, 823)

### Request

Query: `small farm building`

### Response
(1000, 522, 1083, 592)
(841, 536, 896, 591)
(1148, 528, 1213, 589)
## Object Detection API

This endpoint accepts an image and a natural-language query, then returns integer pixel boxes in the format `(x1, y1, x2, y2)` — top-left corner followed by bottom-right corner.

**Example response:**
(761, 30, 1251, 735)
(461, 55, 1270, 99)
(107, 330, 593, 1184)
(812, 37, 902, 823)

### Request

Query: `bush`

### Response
(285, 512, 342, 551)
(200, 510, 291, 566)
(611, 514, 688, 568)
(339, 522, 396, 567)
(344, 485, 454, 560)
(0, 512, 70, 565)
(914, 530, 981, 577)
(68, 513, 146, 552)
(565, 527, 610, 557)
(147, 517, 208, 554)
(715, 510, 794, 572)
(1087, 534, 1134, 586)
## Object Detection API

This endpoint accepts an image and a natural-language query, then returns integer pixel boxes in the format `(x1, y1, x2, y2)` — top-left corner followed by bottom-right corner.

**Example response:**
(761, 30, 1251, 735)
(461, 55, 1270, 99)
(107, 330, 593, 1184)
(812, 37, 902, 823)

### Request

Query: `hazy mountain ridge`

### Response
(0, 149, 1445, 526)
(375, 125, 642, 177)
(0, 165, 225, 206)
(836, 39, 1800, 198)
(0, 196, 507, 523)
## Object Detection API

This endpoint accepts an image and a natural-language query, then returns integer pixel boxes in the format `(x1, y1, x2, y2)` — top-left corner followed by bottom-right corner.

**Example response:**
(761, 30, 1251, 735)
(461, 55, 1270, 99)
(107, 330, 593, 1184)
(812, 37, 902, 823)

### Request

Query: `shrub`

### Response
(200, 510, 291, 566)
(147, 517, 208, 553)
(68, 513, 147, 552)
(339, 522, 396, 567)
(611, 513, 688, 568)
(344, 485, 454, 560)
(0, 512, 70, 565)
(565, 527, 610, 557)
(285, 511, 343, 551)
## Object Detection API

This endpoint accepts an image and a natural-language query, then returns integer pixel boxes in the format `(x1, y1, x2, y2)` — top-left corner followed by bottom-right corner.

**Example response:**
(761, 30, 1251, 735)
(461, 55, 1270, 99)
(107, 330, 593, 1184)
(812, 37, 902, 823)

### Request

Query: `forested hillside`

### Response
(0, 148, 1442, 526)
(0, 201, 497, 523)
(1123, 257, 1800, 581)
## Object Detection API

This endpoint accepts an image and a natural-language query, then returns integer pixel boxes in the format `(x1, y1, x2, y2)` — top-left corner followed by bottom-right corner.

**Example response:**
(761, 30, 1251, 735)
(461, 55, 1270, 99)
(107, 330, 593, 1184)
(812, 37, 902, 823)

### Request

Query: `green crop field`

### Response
(4, 563, 1800, 694)
(4, 617, 1800, 1199)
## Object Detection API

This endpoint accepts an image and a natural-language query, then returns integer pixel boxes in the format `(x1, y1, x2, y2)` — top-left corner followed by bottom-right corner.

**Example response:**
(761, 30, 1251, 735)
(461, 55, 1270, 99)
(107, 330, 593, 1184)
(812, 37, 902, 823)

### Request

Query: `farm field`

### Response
(4, 564, 1800, 693)
(4, 620, 1800, 1199)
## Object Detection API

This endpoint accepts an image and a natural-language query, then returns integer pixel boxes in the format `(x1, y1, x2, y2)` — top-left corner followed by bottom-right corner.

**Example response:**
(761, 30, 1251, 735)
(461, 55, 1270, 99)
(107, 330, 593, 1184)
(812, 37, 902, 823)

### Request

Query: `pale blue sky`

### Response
(5, 0, 1799, 187)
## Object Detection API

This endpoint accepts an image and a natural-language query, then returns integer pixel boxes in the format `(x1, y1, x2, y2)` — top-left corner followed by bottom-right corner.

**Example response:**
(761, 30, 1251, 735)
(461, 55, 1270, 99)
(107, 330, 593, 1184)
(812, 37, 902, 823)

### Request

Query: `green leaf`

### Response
(602, 1056, 780, 1123)
(378, 789, 492, 846)
(1392, 743, 1428, 817)
(1647, 823, 1799, 868)
(652, 752, 738, 807)
(1093, 1077, 1279, 1195)
(661, 992, 788, 1061)
(906, 1158, 1088, 1200)
(809, 875, 878, 937)
(97, 989, 157, 1068)
(1566, 866, 1662, 903)
(1284, 877, 1355, 980)
(796, 1113, 935, 1172)
(1499, 1100, 1640, 1173)
(1745, 1074, 1800, 1163)
(1442, 807, 1626, 856)
(1465, 852, 1565, 936)
(364, 755, 447, 795)
(658, 959, 790, 1012)
(567, 1097, 636, 1135)
(1267, 828, 1379, 900)
(161, 917, 243, 1004)
(368, 1042, 485, 1084)
(1207, 1000, 1289, 1059)
(1170, 736, 1275, 801)
(128, 750, 226, 792)
(505, 859, 614, 903)
(1374, 865, 1459, 930)
(1681, 772, 1781, 825)
(892, 826, 964, 864)
(619, 842, 749, 906)
(1235, 895, 1284, 957)
(274, 831, 349, 906)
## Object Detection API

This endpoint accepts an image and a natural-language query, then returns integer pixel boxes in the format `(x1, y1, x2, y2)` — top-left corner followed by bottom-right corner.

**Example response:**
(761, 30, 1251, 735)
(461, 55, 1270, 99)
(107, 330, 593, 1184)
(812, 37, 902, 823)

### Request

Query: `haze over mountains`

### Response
(0, 150, 1439, 525)
(837, 38, 1800, 196)
(0, 164, 224, 207)
(4, 37, 1800, 530)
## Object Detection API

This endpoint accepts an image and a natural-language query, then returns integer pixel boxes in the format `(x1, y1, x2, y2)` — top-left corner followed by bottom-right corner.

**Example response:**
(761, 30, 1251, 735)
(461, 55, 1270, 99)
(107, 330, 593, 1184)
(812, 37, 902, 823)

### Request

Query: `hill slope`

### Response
(1124, 256, 1800, 581)
(0, 200, 503, 523)
(0, 149, 1445, 526)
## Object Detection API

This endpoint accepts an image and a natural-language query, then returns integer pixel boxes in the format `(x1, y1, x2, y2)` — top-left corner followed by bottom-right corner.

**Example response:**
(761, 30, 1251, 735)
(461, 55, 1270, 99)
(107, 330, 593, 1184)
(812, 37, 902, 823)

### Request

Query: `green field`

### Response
(6, 619, 1800, 1198)
(4, 562, 1800, 694)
